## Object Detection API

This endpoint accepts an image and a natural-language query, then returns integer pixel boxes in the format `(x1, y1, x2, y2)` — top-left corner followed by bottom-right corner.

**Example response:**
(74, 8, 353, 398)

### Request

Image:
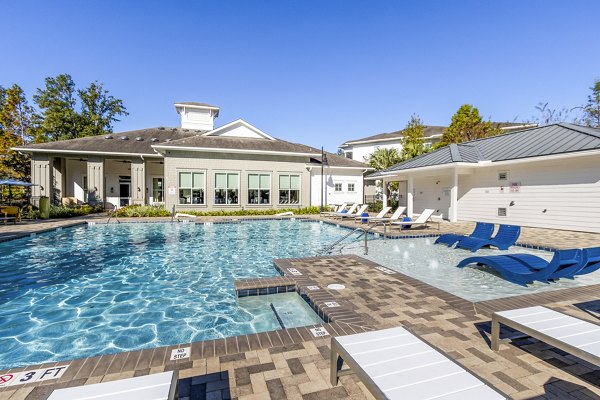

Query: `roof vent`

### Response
(135, 137, 144, 141)
(158, 127, 165, 130)
(104, 135, 113, 139)
(151, 138, 159, 142)
(120, 136, 129, 140)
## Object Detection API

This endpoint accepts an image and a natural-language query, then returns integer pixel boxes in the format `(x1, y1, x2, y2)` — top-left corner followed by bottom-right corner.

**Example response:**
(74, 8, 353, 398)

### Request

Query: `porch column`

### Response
(87, 158, 105, 205)
(382, 179, 388, 208)
(30, 154, 52, 207)
(407, 176, 414, 218)
(131, 158, 146, 205)
(449, 169, 458, 222)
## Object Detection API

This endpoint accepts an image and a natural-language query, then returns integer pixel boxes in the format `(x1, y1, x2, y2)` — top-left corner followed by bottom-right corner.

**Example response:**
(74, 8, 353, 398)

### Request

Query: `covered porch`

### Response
(29, 154, 165, 209)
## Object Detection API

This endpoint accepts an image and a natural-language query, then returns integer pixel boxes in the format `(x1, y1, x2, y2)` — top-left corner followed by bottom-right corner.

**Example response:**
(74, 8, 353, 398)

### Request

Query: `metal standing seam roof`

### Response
(368, 123, 600, 178)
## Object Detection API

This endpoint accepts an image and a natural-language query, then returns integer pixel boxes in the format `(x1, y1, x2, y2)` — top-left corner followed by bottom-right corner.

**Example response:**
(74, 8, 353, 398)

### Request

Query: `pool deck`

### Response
(0, 216, 599, 399)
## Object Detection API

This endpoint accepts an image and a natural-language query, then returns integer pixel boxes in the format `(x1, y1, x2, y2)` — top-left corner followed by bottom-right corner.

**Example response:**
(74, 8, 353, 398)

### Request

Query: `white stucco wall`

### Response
(456, 154, 600, 232)
(346, 141, 403, 163)
(310, 168, 364, 207)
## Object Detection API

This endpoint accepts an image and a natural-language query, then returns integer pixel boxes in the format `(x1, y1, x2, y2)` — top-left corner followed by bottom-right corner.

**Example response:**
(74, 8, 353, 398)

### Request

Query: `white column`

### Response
(131, 159, 146, 205)
(31, 154, 51, 207)
(381, 179, 388, 208)
(449, 169, 458, 222)
(87, 158, 105, 205)
(407, 176, 414, 218)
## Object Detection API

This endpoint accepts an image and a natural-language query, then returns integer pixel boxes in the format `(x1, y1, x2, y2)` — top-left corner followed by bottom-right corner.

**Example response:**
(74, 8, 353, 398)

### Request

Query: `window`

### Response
(279, 174, 300, 204)
(424, 142, 433, 149)
(345, 151, 353, 159)
(83, 175, 88, 201)
(152, 177, 164, 202)
(334, 183, 343, 192)
(248, 174, 271, 204)
(215, 173, 239, 205)
(348, 183, 355, 192)
(179, 172, 205, 204)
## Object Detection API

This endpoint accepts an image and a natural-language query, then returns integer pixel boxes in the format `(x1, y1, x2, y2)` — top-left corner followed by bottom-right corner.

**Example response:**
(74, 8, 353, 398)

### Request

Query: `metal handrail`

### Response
(363, 222, 387, 255)
(317, 227, 365, 255)
(106, 208, 120, 224)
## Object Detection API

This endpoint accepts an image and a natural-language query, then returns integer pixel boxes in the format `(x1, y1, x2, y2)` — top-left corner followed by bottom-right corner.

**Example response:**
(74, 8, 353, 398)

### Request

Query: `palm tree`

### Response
(366, 148, 402, 204)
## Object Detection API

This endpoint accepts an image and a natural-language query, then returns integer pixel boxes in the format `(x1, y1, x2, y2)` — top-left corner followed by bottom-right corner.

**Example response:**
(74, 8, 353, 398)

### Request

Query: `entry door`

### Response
(119, 183, 130, 207)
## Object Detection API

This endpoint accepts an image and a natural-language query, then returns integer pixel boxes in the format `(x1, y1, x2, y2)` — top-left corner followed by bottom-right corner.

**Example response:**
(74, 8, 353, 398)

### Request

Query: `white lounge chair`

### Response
(367, 206, 406, 224)
(320, 203, 347, 216)
(328, 203, 358, 218)
(354, 206, 392, 223)
(491, 306, 600, 366)
(390, 208, 439, 230)
(338, 204, 368, 219)
(48, 371, 178, 400)
(331, 326, 506, 399)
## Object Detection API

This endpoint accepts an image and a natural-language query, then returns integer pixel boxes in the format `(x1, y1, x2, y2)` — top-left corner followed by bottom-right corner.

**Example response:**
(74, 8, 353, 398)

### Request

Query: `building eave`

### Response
(152, 144, 318, 157)
(11, 147, 163, 158)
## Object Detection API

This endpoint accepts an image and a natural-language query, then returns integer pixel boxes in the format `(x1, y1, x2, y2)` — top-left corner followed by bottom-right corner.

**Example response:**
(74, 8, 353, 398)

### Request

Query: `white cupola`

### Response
(175, 102, 220, 131)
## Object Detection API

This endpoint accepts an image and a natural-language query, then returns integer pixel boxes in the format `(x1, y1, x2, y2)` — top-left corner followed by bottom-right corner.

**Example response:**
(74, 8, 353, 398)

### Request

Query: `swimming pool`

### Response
(0, 220, 353, 369)
(341, 237, 600, 302)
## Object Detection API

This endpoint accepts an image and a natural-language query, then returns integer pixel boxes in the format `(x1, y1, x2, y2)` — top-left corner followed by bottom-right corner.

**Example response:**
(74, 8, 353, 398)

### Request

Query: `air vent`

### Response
(498, 171, 508, 181)
(135, 137, 144, 141)
(151, 138, 159, 142)
(119, 136, 129, 140)
(104, 135, 113, 139)
(497, 207, 507, 217)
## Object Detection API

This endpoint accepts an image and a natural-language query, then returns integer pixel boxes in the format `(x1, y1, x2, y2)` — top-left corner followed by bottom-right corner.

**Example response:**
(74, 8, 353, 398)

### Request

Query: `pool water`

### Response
(0, 220, 354, 369)
(341, 237, 600, 302)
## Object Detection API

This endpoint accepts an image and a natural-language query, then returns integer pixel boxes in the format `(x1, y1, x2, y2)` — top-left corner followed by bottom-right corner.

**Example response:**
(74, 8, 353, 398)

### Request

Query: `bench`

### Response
(0, 206, 21, 222)
(491, 306, 600, 366)
(47, 371, 178, 400)
(330, 326, 505, 399)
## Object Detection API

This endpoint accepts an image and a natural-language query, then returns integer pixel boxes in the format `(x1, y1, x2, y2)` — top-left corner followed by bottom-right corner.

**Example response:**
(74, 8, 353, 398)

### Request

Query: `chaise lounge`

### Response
(435, 222, 494, 247)
(457, 249, 583, 285)
(455, 224, 520, 252)
(354, 206, 391, 223)
(491, 306, 600, 367)
(330, 326, 506, 399)
(389, 208, 439, 230)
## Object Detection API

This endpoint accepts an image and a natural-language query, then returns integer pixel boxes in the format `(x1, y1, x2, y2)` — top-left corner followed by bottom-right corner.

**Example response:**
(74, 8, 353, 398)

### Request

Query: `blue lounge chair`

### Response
(434, 222, 494, 247)
(455, 224, 521, 252)
(578, 247, 600, 276)
(457, 249, 582, 286)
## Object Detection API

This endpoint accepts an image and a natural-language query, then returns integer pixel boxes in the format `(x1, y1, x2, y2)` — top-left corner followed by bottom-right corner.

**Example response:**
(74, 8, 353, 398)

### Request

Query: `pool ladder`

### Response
(317, 222, 388, 256)
(106, 209, 120, 224)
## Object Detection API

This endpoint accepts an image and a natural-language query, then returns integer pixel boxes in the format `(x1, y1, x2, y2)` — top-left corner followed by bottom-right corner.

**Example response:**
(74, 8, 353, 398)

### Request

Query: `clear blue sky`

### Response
(1, 1, 599, 152)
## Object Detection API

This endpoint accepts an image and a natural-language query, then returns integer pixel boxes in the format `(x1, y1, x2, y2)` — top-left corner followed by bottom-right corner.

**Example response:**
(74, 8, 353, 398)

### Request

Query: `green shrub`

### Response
(367, 201, 383, 213)
(114, 205, 322, 218)
(48, 204, 103, 219)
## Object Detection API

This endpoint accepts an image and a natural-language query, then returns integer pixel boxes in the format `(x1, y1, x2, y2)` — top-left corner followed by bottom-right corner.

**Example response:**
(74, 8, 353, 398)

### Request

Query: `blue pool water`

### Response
(0, 220, 355, 369)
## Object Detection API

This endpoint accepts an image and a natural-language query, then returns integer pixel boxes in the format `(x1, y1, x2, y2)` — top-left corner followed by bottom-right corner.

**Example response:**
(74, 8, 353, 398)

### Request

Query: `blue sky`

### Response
(1, 1, 599, 151)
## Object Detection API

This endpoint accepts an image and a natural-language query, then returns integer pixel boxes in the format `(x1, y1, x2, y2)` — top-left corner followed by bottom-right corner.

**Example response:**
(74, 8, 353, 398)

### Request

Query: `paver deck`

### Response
(0, 216, 599, 399)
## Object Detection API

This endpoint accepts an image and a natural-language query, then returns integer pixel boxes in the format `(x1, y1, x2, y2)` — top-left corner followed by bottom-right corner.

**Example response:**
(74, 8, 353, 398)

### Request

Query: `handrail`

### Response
(317, 227, 365, 255)
(170, 205, 176, 222)
(363, 222, 387, 255)
(106, 208, 120, 224)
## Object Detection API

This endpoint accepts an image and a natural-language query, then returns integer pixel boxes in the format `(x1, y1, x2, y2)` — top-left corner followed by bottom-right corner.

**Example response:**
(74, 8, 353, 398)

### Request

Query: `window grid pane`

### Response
(215, 173, 227, 188)
(179, 172, 191, 188)
(192, 172, 204, 189)
(290, 175, 300, 189)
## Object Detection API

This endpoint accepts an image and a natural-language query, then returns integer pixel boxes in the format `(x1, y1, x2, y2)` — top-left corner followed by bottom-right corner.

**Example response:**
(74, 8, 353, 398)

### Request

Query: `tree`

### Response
(583, 79, 600, 128)
(532, 102, 582, 126)
(33, 74, 79, 142)
(366, 147, 402, 203)
(78, 81, 128, 137)
(400, 114, 427, 160)
(437, 104, 502, 147)
(0, 84, 34, 180)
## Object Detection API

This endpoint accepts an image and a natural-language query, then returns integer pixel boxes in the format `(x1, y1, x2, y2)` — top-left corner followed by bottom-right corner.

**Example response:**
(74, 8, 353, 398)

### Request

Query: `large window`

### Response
(179, 171, 205, 204)
(215, 173, 239, 205)
(248, 174, 271, 204)
(279, 174, 300, 204)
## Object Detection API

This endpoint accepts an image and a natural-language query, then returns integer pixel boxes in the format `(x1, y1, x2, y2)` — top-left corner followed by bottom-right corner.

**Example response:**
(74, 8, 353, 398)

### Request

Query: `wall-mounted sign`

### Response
(510, 182, 521, 193)
(168, 186, 176, 195)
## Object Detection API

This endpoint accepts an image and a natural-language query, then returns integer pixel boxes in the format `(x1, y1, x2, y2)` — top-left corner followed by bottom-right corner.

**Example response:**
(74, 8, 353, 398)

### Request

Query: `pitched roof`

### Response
(340, 122, 536, 147)
(14, 128, 199, 156)
(368, 123, 600, 178)
(174, 102, 219, 108)
(14, 125, 369, 168)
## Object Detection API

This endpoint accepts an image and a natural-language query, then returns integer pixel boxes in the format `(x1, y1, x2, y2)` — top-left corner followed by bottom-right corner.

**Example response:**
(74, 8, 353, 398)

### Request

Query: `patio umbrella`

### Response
(0, 179, 36, 205)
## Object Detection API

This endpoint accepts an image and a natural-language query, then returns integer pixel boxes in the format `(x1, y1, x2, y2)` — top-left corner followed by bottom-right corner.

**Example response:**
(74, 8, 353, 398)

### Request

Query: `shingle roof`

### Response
(14, 128, 200, 155)
(340, 122, 535, 147)
(14, 126, 368, 168)
(368, 123, 600, 178)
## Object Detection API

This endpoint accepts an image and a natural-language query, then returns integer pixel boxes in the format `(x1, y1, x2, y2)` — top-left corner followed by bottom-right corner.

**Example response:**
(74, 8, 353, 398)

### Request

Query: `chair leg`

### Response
(491, 316, 500, 351)
(330, 345, 342, 386)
